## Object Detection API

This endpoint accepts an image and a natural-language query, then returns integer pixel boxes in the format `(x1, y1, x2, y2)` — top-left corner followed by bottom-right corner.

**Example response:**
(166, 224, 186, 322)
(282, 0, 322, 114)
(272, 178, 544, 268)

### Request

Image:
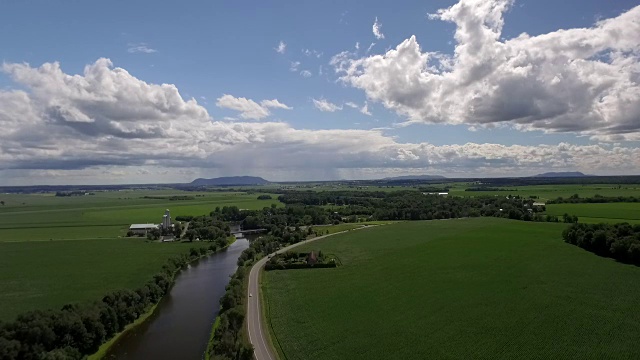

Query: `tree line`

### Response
(0, 243, 230, 360)
(183, 215, 231, 242)
(278, 190, 552, 222)
(548, 194, 640, 204)
(562, 223, 640, 265)
(207, 231, 311, 360)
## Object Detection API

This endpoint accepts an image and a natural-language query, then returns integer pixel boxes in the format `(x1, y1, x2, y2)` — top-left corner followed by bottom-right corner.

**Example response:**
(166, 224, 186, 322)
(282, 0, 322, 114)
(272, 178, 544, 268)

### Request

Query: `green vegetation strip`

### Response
(263, 218, 640, 360)
(260, 270, 288, 360)
(546, 203, 640, 224)
(87, 303, 159, 360)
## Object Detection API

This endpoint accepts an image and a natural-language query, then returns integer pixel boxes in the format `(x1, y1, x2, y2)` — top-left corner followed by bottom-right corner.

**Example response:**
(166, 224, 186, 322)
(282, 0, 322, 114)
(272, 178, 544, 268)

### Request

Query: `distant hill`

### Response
(532, 172, 587, 178)
(383, 175, 447, 181)
(189, 176, 269, 186)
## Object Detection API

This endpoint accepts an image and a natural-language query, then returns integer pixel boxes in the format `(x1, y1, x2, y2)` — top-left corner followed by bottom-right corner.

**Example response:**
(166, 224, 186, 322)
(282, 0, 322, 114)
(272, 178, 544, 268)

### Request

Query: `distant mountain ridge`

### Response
(190, 176, 269, 186)
(532, 172, 587, 178)
(383, 175, 447, 181)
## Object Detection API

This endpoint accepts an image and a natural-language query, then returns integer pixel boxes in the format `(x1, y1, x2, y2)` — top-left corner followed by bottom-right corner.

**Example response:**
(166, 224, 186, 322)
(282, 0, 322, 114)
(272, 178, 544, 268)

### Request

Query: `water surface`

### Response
(104, 238, 249, 360)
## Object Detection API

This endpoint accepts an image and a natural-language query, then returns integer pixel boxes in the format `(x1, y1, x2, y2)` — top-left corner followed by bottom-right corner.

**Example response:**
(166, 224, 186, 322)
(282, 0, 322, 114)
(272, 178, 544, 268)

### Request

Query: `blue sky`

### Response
(1, 0, 639, 184)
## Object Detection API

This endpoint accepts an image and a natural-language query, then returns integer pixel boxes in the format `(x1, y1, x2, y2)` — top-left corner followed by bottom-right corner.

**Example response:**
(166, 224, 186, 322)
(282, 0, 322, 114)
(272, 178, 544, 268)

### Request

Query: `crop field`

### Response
(545, 203, 640, 224)
(263, 218, 640, 359)
(310, 222, 399, 235)
(445, 183, 640, 201)
(0, 238, 200, 321)
(0, 190, 281, 242)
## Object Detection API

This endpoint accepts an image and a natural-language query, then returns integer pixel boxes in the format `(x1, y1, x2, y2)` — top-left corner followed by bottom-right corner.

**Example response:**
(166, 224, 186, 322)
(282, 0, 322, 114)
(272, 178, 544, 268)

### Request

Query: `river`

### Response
(104, 237, 250, 360)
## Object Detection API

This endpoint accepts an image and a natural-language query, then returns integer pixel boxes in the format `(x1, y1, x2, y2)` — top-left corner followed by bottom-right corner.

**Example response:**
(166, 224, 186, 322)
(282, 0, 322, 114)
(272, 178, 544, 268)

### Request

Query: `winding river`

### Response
(104, 237, 250, 360)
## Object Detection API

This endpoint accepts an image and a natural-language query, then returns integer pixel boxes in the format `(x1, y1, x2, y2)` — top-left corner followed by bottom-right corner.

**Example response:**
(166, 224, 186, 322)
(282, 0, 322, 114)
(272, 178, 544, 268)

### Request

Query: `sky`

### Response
(1, 0, 640, 185)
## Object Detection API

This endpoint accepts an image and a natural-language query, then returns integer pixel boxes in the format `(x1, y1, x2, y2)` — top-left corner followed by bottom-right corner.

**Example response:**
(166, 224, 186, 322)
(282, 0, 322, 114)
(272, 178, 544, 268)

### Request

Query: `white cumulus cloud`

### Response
(216, 95, 291, 120)
(2, 58, 640, 184)
(335, 0, 640, 141)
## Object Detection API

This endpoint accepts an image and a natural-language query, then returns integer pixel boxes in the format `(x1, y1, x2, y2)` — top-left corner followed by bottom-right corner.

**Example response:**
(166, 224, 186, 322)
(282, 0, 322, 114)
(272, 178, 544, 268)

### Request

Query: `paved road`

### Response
(246, 226, 375, 360)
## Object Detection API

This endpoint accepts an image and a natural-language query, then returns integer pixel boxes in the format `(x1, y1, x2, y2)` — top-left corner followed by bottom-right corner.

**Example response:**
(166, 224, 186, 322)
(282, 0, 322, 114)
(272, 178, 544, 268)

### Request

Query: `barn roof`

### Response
(129, 224, 159, 230)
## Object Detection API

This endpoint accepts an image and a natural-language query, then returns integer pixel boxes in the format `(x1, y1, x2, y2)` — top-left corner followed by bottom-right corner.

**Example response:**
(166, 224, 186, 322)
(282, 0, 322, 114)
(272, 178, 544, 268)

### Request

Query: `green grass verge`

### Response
(263, 218, 640, 359)
(259, 268, 287, 360)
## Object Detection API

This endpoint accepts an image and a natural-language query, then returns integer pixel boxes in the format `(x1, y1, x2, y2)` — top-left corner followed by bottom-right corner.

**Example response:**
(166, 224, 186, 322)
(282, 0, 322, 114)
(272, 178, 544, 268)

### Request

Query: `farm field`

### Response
(263, 218, 640, 359)
(0, 238, 200, 321)
(545, 203, 640, 224)
(309, 221, 399, 235)
(0, 190, 281, 242)
(445, 183, 640, 201)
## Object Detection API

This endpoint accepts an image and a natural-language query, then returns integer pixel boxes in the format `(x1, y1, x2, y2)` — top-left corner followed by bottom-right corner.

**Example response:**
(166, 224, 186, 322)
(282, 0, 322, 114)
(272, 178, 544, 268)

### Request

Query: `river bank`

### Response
(101, 238, 249, 359)
(89, 236, 239, 360)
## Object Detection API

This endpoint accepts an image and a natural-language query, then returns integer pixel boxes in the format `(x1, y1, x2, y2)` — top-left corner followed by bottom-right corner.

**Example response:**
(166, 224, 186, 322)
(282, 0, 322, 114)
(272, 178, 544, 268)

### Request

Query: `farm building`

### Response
(161, 209, 172, 230)
(128, 209, 173, 235)
(128, 224, 159, 235)
(422, 192, 449, 196)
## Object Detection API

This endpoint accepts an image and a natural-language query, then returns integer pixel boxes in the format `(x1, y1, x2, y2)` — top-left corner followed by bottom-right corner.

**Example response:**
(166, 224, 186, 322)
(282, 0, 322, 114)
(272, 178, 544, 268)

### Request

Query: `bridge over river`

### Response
(231, 228, 267, 236)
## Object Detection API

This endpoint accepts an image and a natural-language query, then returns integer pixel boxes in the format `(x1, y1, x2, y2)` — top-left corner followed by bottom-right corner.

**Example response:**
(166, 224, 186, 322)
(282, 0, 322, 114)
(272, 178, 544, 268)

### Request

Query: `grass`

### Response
(0, 238, 202, 321)
(445, 183, 640, 201)
(263, 218, 640, 359)
(545, 203, 640, 224)
(0, 190, 282, 242)
(310, 222, 398, 235)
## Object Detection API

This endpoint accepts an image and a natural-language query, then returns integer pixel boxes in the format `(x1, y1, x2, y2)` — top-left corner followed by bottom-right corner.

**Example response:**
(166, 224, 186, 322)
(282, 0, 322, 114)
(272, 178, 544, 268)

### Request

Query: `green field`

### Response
(263, 218, 640, 359)
(445, 183, 640, 201)
(0, 189, 281, 321)
(546, 203, 640, 224)
(310, 222, 399, 235)
(0, 238, 201, 321)
(0, 190, 281, 242)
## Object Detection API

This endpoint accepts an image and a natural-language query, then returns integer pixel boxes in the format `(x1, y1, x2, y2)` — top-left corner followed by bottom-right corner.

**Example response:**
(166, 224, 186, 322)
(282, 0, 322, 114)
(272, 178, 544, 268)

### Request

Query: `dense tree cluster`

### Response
(0, 245, 222, 360)
(418, 187, 450, 193)
(142, 195, 195, 201)
(278, 190, 387, 206)
(256, 195, 272, 200)
(265, 250, 335, 270)
(563, 223, 640, 265)
(54, 191, 89, 197)
(279, 191, 548, 222)
(184, 216, 231, 243)
(465, 187, 513, 192)
(548, 194, 640, 204)
(205, 205, 339, 233)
